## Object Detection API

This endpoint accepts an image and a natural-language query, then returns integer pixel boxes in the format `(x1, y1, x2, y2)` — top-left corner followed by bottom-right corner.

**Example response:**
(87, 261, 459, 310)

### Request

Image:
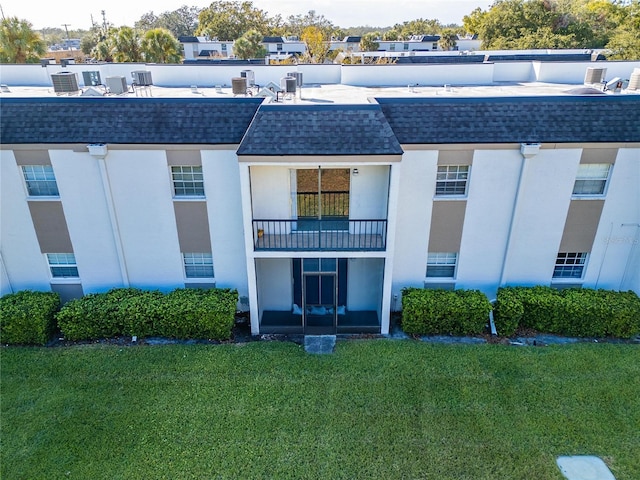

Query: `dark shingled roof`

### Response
(237, 104, 404, 156)
(0, 97, 263, 145)
(375, 96, 640, 144)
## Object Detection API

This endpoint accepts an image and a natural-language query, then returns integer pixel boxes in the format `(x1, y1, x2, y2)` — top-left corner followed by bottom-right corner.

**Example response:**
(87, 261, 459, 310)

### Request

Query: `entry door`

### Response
(303, 273, 337, 335)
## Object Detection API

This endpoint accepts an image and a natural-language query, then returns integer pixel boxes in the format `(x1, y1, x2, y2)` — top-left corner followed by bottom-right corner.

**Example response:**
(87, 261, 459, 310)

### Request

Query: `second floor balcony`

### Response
(253, 218, 387, 251)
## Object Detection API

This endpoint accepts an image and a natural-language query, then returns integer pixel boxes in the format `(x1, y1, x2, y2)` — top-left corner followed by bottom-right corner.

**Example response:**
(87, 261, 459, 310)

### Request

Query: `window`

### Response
(389, 43, 396, 51)
(276, 43, 283, 51)
(221, 44, 227, 51)
(435, 165, 469, 196)
(432, 42, 438, 50)
(573, 163, 610, 195)
(183, 253, 214, 278)
(47, 253, 79, 278)
(22, 165, 59, 196)
(553, 252, 588, 279)
(403, 43, 409, 51)
(171, 166, 204, 197)
(426, 252, 457, 278)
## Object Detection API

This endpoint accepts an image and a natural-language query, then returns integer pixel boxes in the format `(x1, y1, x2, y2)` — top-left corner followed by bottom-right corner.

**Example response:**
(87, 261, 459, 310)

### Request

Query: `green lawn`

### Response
(2, 340, 639, 479)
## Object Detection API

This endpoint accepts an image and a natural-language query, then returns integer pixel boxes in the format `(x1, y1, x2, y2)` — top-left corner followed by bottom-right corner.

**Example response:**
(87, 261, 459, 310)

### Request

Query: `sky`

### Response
(0, 0, 492, 31)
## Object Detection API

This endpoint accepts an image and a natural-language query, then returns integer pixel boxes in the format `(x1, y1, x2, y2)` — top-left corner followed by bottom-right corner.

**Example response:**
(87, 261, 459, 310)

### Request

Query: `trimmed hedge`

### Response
(0, 290, 60, 345)
(401, 287, 492, 336)
(494, 287, 640, 338)
(56, 288, 238, 341)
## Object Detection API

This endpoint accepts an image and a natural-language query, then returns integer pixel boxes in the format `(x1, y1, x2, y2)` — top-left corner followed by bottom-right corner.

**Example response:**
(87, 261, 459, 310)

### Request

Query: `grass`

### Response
(1, 340, 639, 479)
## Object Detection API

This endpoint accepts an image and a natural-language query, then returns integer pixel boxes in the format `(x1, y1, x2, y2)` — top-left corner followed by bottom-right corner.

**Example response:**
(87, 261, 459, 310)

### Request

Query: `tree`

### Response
(136, 6, 201, 38)
(286, 10, 335, 38)
(112, 27, 143, 62)
(605, 0, 640, 59)
(300, 25, 330, 63)
(0, 17, 46, 63)
(439, 29, 458, 50)
(141, 28, 182, 63)
(233, 29, 266, 59)
(359, 32, 380, 52)
(196, 1, 271, 40)
(394, 18, 443, 38)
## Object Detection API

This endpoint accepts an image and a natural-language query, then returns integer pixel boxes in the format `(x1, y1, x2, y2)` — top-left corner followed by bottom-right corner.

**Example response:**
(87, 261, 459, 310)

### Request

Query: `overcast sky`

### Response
(0, 0, 492, 31)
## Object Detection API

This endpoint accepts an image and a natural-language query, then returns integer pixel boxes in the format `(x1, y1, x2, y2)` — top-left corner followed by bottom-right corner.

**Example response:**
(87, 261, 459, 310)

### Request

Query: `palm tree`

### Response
(111, 27, 143, 62)
(141, 28, 182, 63)
(0, 17, 46, 63)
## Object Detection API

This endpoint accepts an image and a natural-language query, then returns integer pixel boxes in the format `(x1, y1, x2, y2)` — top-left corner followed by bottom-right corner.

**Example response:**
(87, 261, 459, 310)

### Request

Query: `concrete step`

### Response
(304, 335, 336, 354)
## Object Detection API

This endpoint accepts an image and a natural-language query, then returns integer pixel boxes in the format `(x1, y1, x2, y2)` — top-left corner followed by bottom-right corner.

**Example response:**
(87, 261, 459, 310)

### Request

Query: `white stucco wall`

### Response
(341, 64, 495, 86)
(584, 148, 640, 293)
(255, 258, 292, 314)
(391, 150, 438, 295)
(501, 148, 582, 285)
(455, 149, 523, 298)
(50, 150, 124, 293)
(347, 258, 384, 311)
(105, 150, 183, 291)
(0, 152, 51, 292)
(202, 150, 248, 295)
(350, 165, 389, 219)
(249, 166, 291, 219)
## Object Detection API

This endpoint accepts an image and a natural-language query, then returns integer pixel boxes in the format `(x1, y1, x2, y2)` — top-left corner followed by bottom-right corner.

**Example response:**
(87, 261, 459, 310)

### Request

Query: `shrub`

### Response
(492, 288, 523, 336)
(156, 288, 237, 340)
(494, 287, 640, 338)
(57, 288, 143, 341)
(0, 290, 60, 345)
(56, 287, 238, 342)
(401, 287, 491, 336)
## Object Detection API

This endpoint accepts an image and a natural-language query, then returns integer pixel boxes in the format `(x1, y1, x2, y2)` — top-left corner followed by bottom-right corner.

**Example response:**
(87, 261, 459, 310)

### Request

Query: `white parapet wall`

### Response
(341, 63, 496, 86)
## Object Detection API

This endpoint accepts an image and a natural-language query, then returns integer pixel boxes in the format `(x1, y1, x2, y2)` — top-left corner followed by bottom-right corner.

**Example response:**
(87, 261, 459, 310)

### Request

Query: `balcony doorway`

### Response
(292, 168, 350, 231)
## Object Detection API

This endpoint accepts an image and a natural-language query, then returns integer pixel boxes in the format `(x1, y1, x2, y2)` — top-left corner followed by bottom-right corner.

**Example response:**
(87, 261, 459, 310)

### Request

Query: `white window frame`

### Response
(21, 165, 59, 197)
(46, 253, 79, 279)
(572, 163, 611, 197)
(435, 165, 470, 197)
(183, 253, 215, 279)
(171, 165, 205, 198)
(553, 252, 588, 280)
(426, 252, 458, 278)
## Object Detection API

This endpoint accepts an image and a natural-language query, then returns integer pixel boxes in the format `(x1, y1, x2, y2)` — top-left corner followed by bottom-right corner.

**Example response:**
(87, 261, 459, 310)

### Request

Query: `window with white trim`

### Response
(22, 165, 59, 196)
(171, 166, 204, 197)
(46, 253, 79, 278)
(553, 252, 588, 279)
(183, 253, 214, 278)
(572, 163, 611, 195)
(426, 252, 457, 278)
(435, 165, 469, 196)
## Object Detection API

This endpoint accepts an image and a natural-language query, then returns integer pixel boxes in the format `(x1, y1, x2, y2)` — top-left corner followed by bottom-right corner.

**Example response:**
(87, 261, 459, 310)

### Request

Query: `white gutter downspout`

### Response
(88, 144, 130, 287)
(498, 143, 541, 287)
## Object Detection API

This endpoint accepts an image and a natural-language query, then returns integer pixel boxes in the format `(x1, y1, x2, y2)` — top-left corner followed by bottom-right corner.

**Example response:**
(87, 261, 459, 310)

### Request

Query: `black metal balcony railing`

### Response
(253, 219, 387, 251)
(297, 191, 349, 217)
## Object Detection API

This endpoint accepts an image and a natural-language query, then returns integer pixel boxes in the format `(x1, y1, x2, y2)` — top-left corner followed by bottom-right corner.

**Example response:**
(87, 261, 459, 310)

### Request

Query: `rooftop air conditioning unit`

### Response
(60, 58, 75, 67)
(281, 76, 296, 94)
(240, 69, 255, 86)
(584, 67, 606, 85)
(106, 76, 128, 94)
(286, 71, 303, 87)
(82, 71, 101, 87)
(131, 70, 153, 86)
(51, 72, 79, 94)
(40, 58, 56, 67)
(231, 77, 247, 95)
(627, 69, 640, 90)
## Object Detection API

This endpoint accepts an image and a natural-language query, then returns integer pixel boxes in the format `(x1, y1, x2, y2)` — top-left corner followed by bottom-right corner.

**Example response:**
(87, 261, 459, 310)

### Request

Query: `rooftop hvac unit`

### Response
(51, 72, 79, 94)
(584, 67, 606, 84)
(628, 69, 640, 91)
(82, 71, 101, 87)
(280, 76, 296, 94)
(40, 58, 55, 67)
(231, 77, 247, 95)
(240, 69, 255, 86)
(60, 58, 75, 67)
(131, 70, 153, 86)
(286, 71, 303, 87)
(106, 76, 128, 94)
